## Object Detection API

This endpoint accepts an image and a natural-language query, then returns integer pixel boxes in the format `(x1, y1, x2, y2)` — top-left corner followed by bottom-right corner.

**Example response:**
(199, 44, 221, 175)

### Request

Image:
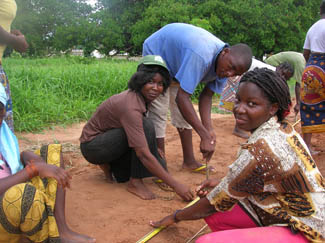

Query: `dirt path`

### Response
(16, 113, 325, 243)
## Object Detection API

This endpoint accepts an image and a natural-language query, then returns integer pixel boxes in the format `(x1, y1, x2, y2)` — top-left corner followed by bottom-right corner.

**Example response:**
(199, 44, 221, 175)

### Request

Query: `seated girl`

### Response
(151, 68, 325, 242)
(0, 85, 95, 242)
(79, 55, 194, 201)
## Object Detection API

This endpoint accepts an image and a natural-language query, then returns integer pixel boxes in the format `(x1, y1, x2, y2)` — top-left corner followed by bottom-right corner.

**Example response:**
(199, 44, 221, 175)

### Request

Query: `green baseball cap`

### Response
(139, 55, 169, 71)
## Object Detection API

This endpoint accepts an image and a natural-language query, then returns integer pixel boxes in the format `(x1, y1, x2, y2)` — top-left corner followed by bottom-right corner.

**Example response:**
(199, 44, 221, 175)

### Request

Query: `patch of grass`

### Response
(4, 56, 138, 132)
(3, 56, 298, 132)
(211, 105, 232, 114)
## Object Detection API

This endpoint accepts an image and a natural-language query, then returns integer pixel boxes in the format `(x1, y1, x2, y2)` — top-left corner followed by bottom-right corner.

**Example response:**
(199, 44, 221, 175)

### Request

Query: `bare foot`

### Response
(232, 127, 249, 139)
(60, 229, 96, 243)
(127, 178, 156, 200)
(182, 159, 216, 174)
(99, 164, 114, 183)
(181, 158, 204, 170)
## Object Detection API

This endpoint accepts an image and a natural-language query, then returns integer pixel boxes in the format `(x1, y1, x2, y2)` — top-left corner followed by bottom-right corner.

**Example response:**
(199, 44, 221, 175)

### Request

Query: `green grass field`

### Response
(3, 56, 296, 132)
(4, 56, 138, 132)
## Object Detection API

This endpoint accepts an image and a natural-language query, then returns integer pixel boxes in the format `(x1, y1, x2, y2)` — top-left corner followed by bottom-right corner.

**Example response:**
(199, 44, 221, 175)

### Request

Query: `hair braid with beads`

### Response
(239, 68, 291, 121)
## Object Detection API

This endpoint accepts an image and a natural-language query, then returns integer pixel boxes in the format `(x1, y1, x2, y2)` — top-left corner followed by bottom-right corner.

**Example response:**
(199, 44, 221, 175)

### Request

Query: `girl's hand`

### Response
(174, 183, 194, 201)
(34, 162, 72, 188)
(150, 214, 175, 228)
(196, 178, 219, 198)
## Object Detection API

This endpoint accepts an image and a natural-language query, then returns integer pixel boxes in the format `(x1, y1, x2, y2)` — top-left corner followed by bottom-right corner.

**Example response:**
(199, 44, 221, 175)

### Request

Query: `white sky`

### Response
(86, 0, 97, 7)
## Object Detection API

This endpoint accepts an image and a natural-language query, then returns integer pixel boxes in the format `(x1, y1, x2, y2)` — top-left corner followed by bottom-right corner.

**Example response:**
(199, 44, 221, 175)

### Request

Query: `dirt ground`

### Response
(16, 112, 325, 243)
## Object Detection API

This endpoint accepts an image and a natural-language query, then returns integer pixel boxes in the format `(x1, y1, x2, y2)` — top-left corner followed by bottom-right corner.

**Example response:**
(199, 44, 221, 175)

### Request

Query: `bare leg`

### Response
(232, 125, 249, 139)
(156, 137, 165, 154)
(178, 128, 201, 169)
(55, 158, 96, 242)
(127, 178, 156, 200)
(99, 164, 114, 183)
(303, 133, 312, 149)
(303, 133, 319, 155)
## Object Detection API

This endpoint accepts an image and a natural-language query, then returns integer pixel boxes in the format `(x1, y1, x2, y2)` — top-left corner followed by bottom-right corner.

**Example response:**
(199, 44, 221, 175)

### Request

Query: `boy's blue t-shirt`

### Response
(143, 23, 228, 94)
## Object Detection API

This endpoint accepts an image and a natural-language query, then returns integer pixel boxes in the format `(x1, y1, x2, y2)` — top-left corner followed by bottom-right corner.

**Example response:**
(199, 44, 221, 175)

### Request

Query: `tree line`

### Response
(10, 0, 319, 59)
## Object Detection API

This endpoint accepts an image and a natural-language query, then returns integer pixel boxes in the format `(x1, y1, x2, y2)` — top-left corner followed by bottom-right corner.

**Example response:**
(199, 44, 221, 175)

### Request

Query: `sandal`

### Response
(191, 165, 217, 175)
(152, 178, 174, 192)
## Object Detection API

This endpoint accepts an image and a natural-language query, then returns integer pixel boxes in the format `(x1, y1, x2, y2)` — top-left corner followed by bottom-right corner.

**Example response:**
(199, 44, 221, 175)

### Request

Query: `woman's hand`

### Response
(34, 162, 72, 188)
(150, 214, 175, 228)
(10, 29, 28, 53)
(174, 183, 194, 201)
(196, 178, 219, 198)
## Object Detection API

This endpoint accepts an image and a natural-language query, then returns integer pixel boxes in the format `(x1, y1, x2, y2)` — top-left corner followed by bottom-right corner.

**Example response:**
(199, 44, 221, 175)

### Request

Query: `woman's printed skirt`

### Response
(300, 53, 325, 134)
(0, 144, 62, 243)
(219, 76, 241, 112)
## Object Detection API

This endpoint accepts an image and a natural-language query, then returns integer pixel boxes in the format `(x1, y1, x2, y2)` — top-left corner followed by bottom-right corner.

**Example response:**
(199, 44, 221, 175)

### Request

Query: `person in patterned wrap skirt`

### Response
(0, 85, 95, 243)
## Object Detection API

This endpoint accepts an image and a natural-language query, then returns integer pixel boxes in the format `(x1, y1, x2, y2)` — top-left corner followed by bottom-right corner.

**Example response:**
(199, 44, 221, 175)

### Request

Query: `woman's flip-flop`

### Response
(191, 165, 216, 175)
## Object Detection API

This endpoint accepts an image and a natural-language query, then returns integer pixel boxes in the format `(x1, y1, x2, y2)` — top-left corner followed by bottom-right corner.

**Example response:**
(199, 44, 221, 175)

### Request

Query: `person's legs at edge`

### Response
(177, 127, 199, 168)
(196, 226, 308, 243)
(302, 132, 319, 155)
(128, 118, 168, 200)
(147, 87, 170, 155)
(55, 152, 95, 243)
(196, 204, 308, 243)
(169, 84, 215, 171)
(203, 204, 257, 232)
(168, 84, 199, 169)
(302, 132, 312, 151)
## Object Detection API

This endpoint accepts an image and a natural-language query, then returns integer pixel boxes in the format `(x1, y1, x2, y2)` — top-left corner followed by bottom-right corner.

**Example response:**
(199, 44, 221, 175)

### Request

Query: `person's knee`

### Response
(2, 184, 43, 227)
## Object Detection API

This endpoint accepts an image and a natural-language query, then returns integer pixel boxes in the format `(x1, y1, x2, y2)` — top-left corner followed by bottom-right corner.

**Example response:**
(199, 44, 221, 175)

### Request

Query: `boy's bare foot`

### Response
(99, 164, 114, 183)
(182, 159, 216, 174)
(60, 230, 96, 243)
(127, 178, 156, 200)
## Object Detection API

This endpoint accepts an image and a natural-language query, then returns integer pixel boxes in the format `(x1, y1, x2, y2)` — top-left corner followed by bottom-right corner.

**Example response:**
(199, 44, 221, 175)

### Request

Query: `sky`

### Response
(86, 0, 97, 7)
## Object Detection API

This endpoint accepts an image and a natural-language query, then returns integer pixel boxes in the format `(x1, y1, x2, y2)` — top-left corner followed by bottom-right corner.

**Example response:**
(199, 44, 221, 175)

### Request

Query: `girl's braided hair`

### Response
(239, 68, 291, 121)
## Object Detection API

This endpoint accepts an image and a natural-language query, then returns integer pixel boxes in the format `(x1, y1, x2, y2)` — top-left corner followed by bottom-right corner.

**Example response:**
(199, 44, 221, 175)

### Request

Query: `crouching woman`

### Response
(80, 55, 193, 201)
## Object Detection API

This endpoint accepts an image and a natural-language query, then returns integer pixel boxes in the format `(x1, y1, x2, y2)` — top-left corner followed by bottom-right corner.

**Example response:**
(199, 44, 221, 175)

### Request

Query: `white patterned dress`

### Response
(207, 117, 325, 242)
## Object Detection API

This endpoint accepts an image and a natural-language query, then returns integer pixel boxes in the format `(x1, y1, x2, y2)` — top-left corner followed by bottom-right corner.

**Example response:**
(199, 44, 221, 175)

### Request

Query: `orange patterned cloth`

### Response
(300, 53, 325, 134)
(0, 144, 61, 243)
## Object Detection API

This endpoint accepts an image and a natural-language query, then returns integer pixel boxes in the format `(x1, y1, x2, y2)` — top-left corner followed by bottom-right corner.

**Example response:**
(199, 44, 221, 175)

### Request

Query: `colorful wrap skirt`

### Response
(0, 65, 14, 132)
(300, 53, 325, 133)
(218, 76, 241, 112)
(0, 144, 62, 243)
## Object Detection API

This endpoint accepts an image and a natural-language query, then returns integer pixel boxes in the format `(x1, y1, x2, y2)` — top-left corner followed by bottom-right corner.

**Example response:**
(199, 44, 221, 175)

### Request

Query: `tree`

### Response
(10, 0, 321, 57)
(130, 0, 193, 54)
(13, 0, 92, 55)
(194, 0, 319, 58)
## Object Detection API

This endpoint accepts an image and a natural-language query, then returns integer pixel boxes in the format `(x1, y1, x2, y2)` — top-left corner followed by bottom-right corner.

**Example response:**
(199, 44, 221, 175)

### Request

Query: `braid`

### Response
(240, 68, 291, 121)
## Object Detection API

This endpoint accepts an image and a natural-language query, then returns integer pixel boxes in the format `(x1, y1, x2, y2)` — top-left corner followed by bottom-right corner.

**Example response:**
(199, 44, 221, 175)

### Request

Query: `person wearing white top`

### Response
(299, 0, 325, 154)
